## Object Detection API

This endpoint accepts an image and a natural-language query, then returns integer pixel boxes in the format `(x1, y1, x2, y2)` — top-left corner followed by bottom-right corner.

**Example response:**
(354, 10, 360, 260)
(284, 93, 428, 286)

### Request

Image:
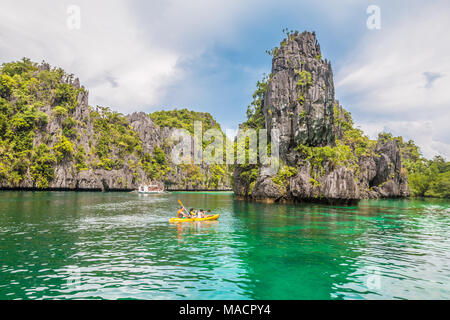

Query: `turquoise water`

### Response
(0, 191, 449, 299)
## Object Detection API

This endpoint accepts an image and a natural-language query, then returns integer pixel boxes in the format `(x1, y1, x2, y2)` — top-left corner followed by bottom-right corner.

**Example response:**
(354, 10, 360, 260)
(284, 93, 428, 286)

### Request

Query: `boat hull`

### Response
(138, 191, 164, 194)
(169, 214, 220, 223)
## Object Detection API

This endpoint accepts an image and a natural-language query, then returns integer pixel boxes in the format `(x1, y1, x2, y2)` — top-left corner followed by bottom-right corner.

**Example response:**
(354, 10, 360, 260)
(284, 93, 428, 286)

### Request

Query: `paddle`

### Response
(177, 199, 190, 217)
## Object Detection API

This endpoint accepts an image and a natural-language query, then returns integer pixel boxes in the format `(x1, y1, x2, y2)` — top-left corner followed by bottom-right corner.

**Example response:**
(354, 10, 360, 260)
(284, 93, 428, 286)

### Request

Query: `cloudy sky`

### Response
(0, 0, 449, 159)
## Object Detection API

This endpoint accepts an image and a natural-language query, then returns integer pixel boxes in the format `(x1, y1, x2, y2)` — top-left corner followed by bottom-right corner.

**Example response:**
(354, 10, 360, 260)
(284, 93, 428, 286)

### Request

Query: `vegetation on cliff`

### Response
(90, 107, 141, 168)
(296, 104, 449, 198)
(234, 75, 269, 196)
(297, 105, 375, 176)
(149, 109, 231, 189)
(244, 76, 268, 130)
(378, 133, 450, 198)
(150, 109, 222, 134)
(0, 58, 84, 187)
(0, 59, 231, 190)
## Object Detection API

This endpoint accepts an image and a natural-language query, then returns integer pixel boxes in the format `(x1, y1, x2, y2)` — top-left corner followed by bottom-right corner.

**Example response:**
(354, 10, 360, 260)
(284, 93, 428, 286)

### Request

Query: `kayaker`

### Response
(197, 209, 205, 218)
(177, 206, 189, 219)
(189, 208, 197, 218)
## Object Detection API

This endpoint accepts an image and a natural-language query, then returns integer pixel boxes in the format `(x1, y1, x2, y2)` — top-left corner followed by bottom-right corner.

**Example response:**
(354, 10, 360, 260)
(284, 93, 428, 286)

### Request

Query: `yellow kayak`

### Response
(169, 214, 220, 223)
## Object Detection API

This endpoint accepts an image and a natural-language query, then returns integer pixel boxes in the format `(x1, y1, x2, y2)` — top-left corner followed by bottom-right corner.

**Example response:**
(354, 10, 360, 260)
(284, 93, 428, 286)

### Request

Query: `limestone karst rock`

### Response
(0, 60, 231, 191)
(233, 31, 410, 203)
(264, 31, 335, 159)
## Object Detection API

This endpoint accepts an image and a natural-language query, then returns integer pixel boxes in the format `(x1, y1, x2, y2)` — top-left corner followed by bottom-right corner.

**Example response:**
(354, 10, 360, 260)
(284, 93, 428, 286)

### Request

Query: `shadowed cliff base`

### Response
(234, 195, 360, 206)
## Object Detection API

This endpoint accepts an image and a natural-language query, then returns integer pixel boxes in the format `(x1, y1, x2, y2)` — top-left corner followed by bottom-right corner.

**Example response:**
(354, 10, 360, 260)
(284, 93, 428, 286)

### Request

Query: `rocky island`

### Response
(233, 31, 410, 203)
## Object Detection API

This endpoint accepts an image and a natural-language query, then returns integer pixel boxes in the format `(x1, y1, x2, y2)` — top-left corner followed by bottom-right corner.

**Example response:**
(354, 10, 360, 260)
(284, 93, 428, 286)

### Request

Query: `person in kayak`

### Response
(177, 207, 190, 219)
(205, 209, 213, 217)
(189, 208, 197, 218)
(197, 209, 205, 218)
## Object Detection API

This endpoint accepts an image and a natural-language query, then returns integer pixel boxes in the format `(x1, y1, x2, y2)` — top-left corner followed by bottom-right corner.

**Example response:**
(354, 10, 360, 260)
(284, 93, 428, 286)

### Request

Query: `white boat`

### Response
(137, 184, 164, 194)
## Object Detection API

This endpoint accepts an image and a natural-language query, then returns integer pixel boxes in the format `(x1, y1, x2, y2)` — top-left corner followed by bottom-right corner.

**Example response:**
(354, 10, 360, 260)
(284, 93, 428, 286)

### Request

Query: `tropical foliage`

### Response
(245, 76, 268, 130)
(0, 59, 230, 190)
(0, 58, 83, 187)
(149, 109, 222, 135)
(382, 133, 450, 198)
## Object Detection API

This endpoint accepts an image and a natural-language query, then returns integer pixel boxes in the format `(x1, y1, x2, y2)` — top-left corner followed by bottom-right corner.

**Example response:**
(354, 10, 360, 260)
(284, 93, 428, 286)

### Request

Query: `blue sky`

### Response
(0, 0, 449, 158)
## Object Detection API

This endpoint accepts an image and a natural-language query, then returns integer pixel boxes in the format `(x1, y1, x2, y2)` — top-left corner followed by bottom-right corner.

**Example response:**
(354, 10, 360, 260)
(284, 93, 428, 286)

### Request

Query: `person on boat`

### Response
(189, 208, 197, 218)
(177, 207, 189, 219)
(176, 207, 185, 218)
(197, 209, 205, 218)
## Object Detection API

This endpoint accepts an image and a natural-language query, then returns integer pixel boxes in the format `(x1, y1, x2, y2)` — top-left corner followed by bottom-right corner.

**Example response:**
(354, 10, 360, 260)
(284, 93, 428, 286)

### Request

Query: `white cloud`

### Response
(336, 1, 450, 159)
(0, 0, 264, 113)
(134, 0, 257, 53)
(0, 0, 181, 113)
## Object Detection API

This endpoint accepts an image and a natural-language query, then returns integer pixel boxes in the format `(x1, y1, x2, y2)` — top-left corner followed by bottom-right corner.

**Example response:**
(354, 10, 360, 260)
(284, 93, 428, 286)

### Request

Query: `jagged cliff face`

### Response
(233, 31, 410, 203)
(265, 31, 335, 159)
(0, 60, 231, 191)
(359, 140, 410, 198)
(127, 112, 232, 191)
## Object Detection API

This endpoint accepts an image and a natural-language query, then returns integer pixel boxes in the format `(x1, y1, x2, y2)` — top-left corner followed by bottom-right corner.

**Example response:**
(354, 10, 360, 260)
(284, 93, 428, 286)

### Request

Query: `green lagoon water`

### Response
(0, 191, 449, 300)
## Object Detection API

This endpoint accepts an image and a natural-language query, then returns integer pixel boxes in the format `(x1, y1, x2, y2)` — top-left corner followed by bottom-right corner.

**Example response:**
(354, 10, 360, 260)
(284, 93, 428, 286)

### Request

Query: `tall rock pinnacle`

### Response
(264, 31, 335, 159)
